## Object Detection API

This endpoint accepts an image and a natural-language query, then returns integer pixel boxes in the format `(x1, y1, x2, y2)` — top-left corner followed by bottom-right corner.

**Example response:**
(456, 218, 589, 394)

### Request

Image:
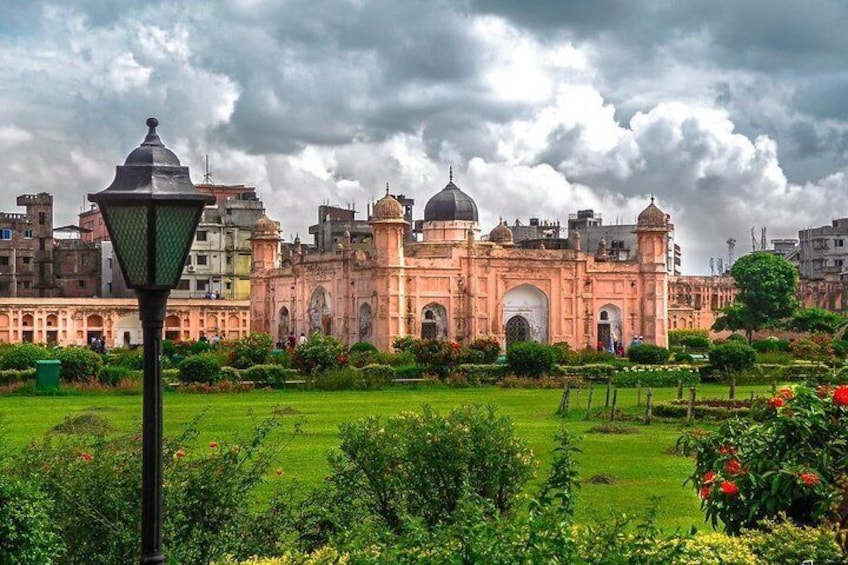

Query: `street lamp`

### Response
(89, 118, 214, 564)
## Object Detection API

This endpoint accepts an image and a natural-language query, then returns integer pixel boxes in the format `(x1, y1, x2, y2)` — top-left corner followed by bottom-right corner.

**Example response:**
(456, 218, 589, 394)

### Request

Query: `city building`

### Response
(251, 176, 672, 351)
(309, 194, 416, 253)
(0, 193, 56, 297)
(82, 183, 267, 299)
(795, 219, 848, 281)
(53, 225, 101, 298)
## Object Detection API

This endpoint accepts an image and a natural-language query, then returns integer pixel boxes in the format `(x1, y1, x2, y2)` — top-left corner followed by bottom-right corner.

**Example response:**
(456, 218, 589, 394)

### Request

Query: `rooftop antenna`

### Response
(761, 227, 767, 250)
(709, 257, 715, 277)
(201, 154, 214, 185)
(727, 237, 737, 267)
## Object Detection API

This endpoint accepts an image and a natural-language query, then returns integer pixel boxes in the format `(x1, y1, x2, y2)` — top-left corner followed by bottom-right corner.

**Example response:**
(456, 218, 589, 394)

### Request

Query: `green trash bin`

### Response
(35, 359, 61, 390)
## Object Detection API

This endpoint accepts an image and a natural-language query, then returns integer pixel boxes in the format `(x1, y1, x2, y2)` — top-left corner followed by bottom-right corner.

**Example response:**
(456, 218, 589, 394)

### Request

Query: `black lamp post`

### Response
(89, 118, 214, 564)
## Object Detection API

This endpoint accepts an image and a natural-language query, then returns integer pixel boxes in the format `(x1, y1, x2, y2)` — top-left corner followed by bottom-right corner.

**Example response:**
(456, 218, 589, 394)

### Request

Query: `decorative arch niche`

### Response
(309, 286, 332, 335)
(358, 303, 373, 341)
(502, 284, 548, 345)
(278, 306, 290, 343)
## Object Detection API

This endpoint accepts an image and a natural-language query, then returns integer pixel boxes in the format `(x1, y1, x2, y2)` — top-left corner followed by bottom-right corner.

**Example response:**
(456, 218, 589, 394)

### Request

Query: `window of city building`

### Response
(226, 255, 231, 265)
(0, 282, 8, 292)
(196, 254, 208, 266)
(837, 259, 845, 268)
(196, 279, 208, 291)
(837, 239, 845, 248)
(23, 229, 33, 239)
(0, 229, 10, 240)
(22, 281, 30, 289)
(177, 279, 190, 290)
(196, 230, 207, 242)
(185, 255, 192, 266)
(77, 280, 85, 289)
(22, 257, 31, 265)
(38, 212, 45, 225)
(0, 256, 7, 266)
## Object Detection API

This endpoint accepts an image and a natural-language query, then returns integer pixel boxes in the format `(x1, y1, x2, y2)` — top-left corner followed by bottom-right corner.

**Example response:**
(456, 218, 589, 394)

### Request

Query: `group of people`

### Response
(198, 332, 222, 345)
(596, 335, 644, 356)
(281, 332, 308, 351)
(88, 335, 107, 354)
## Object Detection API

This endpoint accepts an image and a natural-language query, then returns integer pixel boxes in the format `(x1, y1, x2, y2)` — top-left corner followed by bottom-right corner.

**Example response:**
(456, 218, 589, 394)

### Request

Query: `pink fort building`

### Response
(250, 176, 671, 352)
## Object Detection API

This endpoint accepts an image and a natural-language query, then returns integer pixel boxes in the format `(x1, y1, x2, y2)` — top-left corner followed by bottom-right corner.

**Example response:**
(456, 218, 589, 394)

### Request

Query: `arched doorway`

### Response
(21, 313, 34, 343)
(502, 285, 548, 344)
(86, 314, 104, 346)
(115, 315, 142, 348)
(309, 287, 332, 335)
(165, 315, 181, 341)
(421, 303, 447, 339)
(597, 304, 623, 353)
(505, 315, 531, 349)
(46, 314, 59, 345)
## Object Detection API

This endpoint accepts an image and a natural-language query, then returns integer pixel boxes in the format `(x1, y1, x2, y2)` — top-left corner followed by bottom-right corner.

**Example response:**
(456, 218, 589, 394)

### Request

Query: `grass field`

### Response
(0, 383, 774, 531)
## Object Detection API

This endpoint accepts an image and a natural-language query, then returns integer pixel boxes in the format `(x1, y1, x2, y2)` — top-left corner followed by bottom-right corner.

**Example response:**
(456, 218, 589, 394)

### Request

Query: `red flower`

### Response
(719, 445, 736, 455)
(724, 459, 742, 474)
(699, 486, 712, 499)
(80, 453, 92, 462)
(798, 472, 820, 487)
(834, 386, 848, 406)
(209, 441, 219, 449)
(720, 481, 739, 496)
(778, 388, 795, 399)
(702, 471, 718, 484)
(175, 449, 186, 459)
(275, 468, 283, 477)
(768, 397, 784, 409)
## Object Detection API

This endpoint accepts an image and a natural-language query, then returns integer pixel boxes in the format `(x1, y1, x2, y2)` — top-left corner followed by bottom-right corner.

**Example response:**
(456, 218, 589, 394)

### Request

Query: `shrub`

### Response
(626, 344, 670, 365)
(290, 333, 348, 375)
(678, 532, 757, 564)
(178, 353, 222, 384)
(107, 347, 144, 369)
(468, 337, 501, 364)
(373, 350, 416, 367)
(507, 341, 556, 377)
(556, 364, 617, 378)
(455, 363, 509, 384)
(743, 519, 843, 565)
(669, 328, 710, 346)
(0, 475, 63, 564)
(308, 366, 361, 391)
(549, 342, 573, 364)
(350, 341, 378, 354)
(572, 347, 616, 365)
(242, 364, 295, 388)
(755, 351, 794, 365)
(709, 342, 756, 374)
(791, 333, 837, 364)
(56, 346, 103, 382)
(231, 333, 275, 369)
(326, 405, 535, 533)
(99, 365, 141, 386)
(360, 364, 396, 388)
(726, 333, 748, 343)
(348, 349, 377, 368)
(1, 343, 53, 370)
(394, 364, 425, 380)
(220, 366, 241, 381)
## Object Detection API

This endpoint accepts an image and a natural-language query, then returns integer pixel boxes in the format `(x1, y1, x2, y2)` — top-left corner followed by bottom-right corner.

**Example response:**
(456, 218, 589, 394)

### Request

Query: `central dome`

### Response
(424, 175, 478, 222)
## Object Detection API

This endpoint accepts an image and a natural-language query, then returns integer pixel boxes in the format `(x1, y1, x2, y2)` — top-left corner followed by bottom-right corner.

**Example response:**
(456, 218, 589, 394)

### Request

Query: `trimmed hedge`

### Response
(178, 353, 222, 384)
(653, 399, 751, 420)
(1, 344, 53, 370)
(710, 343, 757, 373)
(611, 369, 700, 388)
(555, 364, 617, 378)
(507, 342, 555, 377)
(57, 347, 103, 382)
(455, 363, 509, 384)
(627, 344, 670, 365)
(0, 368, 36, 385)
(98, 366, 141, 386)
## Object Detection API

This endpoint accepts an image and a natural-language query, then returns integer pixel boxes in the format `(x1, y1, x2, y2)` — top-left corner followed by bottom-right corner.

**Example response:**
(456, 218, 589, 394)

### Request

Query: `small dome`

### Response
(424, 172, 478, 222)
(372, 192, 404, 220)
(123, 118, 182, 167)
(637, 198, 667, 228)
(489, 220, 513, 244)
(252, 214, 279, 236)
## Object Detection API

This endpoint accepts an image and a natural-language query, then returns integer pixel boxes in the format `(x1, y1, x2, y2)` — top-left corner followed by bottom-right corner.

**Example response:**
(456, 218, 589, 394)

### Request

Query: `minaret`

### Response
(635, 196, 670, 348)
(368, 187, 408, 350)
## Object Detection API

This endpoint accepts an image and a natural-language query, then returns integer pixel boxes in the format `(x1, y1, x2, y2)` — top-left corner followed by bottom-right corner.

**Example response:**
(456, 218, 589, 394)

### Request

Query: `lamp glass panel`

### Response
(102, 205, 148, 285)
(155, 204, 201, 287)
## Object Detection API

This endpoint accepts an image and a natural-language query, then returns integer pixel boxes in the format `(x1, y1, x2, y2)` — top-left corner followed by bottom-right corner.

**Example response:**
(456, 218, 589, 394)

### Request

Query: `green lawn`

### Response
(0, 384, 773, 531)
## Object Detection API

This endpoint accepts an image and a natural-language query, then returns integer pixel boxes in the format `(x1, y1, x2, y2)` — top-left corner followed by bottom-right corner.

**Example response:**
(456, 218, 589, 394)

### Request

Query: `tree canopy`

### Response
(786, 307, 844, 335)
(712, 252, 798, 341)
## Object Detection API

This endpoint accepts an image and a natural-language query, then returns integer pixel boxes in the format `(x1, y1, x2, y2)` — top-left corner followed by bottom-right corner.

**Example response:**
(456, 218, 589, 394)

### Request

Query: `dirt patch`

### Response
(51, 413, 113, 435)
(587, 473, 618, 485)
(587, 423, 640, 434)
(272, 405, 302, 416)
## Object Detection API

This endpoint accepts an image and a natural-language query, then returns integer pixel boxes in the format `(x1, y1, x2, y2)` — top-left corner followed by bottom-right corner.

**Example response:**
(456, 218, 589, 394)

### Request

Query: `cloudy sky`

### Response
(2, 1, 848, 274)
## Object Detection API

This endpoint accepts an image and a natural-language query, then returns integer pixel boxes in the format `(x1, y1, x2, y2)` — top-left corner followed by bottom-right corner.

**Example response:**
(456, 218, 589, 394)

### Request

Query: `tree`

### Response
(712, 252, 798, 342)
(786, 308, 844, 334)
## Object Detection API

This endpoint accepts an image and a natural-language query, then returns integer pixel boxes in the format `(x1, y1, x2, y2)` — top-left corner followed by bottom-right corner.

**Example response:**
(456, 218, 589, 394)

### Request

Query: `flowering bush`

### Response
(230, 332, 275, 369)
(406, 338, 463, 378)
(791, 333, 837, 364)
(290, 333, 348, 375)
(679, 385, 848, 535)
(468, 336, 502, 363)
